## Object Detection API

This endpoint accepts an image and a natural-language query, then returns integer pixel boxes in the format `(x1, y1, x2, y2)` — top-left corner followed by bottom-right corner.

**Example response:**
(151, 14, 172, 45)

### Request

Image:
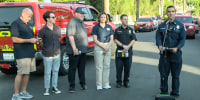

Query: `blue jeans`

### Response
(43, 54, 60, 89)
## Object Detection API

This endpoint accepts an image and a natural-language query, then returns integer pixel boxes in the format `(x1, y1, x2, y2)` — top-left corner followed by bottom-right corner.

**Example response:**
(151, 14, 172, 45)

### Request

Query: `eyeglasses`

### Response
(49, 16, 56, 19)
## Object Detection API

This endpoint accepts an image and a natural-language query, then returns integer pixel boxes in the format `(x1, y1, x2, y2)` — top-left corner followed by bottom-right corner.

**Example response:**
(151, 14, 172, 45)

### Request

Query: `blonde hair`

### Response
(97, 12, 109, 23)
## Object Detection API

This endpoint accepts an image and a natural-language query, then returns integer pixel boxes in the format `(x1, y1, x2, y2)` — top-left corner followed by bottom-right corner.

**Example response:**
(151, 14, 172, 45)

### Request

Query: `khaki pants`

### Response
(16, 58, 36, 74)
(94, 43, 112, 87)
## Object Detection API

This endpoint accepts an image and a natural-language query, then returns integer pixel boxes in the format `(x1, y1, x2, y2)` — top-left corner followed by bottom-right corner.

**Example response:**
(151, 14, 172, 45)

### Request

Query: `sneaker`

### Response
(20, 91, 33, 99)
(52, 87, 61, 94)
(103, 85, 111, 89)
(80, 85, 88, 90)
(68, 87, 76, 93)
(170, 92, 180, 98)
(12, 94, 23, 100)
(43, 89, 50, 96)
(97, 86, 102, 90)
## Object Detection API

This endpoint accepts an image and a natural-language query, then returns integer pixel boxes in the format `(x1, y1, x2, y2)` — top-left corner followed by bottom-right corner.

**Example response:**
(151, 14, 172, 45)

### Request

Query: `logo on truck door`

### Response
(52, 9, 69, 19)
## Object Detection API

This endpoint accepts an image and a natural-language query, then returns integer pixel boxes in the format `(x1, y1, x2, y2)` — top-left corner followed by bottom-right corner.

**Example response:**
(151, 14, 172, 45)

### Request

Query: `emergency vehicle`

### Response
(0, 2, 115, 75)
(175, 15, 196, 39)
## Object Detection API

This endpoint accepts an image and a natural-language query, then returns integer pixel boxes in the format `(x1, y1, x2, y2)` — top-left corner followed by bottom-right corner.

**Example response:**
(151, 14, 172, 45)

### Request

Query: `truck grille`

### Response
(138, 24, 146, 26)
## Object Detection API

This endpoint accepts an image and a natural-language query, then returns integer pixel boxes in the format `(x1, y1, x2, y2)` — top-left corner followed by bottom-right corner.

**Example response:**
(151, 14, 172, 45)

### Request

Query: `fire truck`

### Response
(0, 1, 115, 75)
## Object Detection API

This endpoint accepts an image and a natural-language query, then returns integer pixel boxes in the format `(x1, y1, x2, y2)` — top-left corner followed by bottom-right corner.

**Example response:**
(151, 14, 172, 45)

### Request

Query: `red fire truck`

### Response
(0, 2, 115, 75)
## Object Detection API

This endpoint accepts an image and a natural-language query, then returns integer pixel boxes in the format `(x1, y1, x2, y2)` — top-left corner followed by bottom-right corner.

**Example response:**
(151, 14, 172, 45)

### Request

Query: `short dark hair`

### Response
(97, 12, 109, 23)
(43, 11, 54, 22)
(167, 6, 176, 12)
(120, 14, 128, 20)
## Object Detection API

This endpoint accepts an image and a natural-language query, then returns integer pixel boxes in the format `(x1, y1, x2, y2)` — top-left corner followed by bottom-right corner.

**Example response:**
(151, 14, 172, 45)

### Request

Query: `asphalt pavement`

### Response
(0, 28, 200, 100)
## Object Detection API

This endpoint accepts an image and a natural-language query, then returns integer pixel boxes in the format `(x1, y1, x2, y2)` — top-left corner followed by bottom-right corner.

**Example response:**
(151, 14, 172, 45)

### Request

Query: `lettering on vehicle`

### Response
(52, 9, 69, 19)
(0, 45, 14, 50)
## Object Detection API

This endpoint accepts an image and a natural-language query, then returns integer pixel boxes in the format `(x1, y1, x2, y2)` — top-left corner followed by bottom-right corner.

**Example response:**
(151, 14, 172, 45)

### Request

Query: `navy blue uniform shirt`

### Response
(156, 19, 186, 50)
(114, 26, 137, 50)
(91, 23, 114, 43)
(11, 18, 35, 59)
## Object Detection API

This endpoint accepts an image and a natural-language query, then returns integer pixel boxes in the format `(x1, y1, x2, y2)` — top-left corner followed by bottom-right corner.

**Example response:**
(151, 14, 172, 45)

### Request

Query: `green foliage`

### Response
(0, 0, 26, 2)
(109, 0, 159, 19)
(1, 0, 199, 19)
(190, 0, 199, 16)
(163, 0, 173, 15)
(87, 0, 103, 12)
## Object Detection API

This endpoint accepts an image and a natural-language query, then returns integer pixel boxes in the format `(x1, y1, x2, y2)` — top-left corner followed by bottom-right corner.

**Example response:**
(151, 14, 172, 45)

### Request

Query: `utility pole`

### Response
(183, 0, 186, 13)
(104, 0, 109, 14)
(136, 0, 139, 20)
(173, 0, 176, 7)
(159, 0, 164, 17)
(159, 0, 161, 15)
(159, 0, 164, 16)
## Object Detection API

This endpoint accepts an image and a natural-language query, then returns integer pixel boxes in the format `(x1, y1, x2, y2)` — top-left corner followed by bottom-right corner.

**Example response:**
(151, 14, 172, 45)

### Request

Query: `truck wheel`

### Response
(0, 65, 17, 74)
(59, 46, 69, 75)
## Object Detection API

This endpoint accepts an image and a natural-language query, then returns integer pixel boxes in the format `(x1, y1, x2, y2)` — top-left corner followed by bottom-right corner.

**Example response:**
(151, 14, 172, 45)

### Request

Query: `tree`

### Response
(27, 0, 38, 2)
(190, 0, 200, 16)
(104, 0, 109, 13)
(183, 0, 186, 13)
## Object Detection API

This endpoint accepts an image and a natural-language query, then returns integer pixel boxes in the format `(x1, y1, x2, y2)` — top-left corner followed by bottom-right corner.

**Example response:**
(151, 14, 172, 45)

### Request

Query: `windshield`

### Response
(193, 18, 198, 20)
(175, 17, 193, 23)
(0, 6, 34, 26)
(137, 18, 151, 22)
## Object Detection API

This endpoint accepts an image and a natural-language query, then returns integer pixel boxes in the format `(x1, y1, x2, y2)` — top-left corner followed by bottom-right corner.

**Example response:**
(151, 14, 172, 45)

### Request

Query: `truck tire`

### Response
(0, 65, 17, 74)
(59, 46, 69, 75)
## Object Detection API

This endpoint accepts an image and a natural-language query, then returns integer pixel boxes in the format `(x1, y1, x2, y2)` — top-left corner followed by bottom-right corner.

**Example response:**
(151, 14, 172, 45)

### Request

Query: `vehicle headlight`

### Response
(188, 26, 194, 28)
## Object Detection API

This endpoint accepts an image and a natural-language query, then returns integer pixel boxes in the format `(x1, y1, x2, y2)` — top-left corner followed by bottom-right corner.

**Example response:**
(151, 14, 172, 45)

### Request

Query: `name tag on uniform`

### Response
(160, 28, 166, 29)
(129, 30, 131, 34)
(117, 31, 122, 32)
(107, 28, 110, 31)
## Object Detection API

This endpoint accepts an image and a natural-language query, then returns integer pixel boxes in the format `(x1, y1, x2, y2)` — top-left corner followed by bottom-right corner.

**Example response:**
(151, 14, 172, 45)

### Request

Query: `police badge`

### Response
(176, 25, 180, 29)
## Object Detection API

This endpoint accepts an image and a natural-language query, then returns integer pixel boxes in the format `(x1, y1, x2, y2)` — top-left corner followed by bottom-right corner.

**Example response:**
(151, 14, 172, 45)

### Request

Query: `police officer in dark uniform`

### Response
(114, 14, 137, 88)
(156, 6, 186, 97)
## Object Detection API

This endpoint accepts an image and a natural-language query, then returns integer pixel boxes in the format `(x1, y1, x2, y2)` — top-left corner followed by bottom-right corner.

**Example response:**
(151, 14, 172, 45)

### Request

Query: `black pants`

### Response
(68, 53, 86, 88)
(159, 50, 182, 94)
(115, 53, 132, 84)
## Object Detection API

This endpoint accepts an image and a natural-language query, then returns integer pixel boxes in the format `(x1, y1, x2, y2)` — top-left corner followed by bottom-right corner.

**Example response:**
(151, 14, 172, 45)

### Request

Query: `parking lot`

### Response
(1, 27, 200, 100)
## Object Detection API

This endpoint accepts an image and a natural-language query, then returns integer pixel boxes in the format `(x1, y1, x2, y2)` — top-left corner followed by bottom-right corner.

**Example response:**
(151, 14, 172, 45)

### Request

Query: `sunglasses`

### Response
(49, 16, 56, 19)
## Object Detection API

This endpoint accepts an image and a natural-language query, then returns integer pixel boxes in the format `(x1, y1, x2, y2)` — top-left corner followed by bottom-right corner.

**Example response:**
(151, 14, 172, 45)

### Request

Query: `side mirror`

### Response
(107, 14, 113, 22)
